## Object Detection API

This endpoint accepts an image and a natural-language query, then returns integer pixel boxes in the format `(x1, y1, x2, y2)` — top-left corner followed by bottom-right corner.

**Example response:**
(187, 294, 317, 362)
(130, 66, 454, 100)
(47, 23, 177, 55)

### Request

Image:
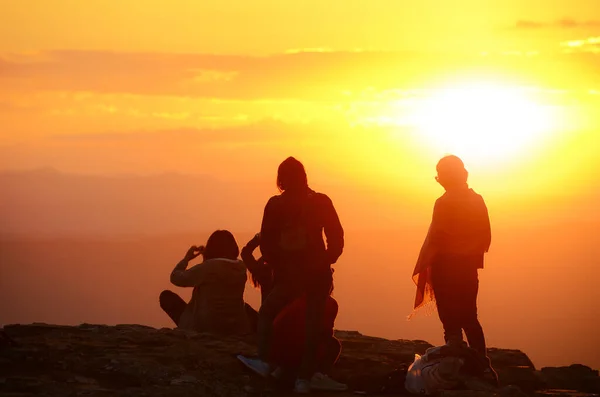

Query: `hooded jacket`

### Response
(260, 188, 344, 281)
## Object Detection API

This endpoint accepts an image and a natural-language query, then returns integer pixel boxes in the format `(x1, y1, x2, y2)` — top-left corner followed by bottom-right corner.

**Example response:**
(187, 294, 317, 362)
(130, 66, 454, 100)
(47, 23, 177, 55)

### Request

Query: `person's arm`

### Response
(260, 197, 281, 265)
(241, 233, 261, 268)
(321, 195, 344, 265)
(480, 199, 492, 253)
(170, 245, 205, 287)
(428, 199, 450, 249)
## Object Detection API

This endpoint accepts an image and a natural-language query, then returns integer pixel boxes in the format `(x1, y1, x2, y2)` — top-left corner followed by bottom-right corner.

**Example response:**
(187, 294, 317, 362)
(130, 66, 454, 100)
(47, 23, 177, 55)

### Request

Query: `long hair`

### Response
(277, 157, 308, 192)
(203, 230, 240, 260)
(247, 258, 272, 289)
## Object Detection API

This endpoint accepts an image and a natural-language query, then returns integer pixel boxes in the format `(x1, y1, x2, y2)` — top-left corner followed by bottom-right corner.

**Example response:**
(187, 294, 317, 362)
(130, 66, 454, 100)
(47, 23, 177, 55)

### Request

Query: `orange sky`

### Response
(0, 0, 598, 368)
(1, 1, 598, 207)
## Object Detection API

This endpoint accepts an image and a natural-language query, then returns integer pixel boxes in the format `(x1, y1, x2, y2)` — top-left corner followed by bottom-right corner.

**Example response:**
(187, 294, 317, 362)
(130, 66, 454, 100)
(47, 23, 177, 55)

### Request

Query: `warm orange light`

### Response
(408, 82, 556, 167)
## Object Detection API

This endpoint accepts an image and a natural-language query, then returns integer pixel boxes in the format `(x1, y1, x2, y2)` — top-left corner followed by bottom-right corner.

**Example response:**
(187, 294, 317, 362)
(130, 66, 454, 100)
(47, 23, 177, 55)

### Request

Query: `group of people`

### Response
(159, 155, 496, 394)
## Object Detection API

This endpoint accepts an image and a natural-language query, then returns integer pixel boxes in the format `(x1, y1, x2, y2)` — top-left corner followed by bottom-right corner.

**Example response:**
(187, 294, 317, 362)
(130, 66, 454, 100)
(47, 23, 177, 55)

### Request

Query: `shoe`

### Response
(236, 355, 270, 378)
(310, 372, 348, 391)
(294, 378, 311, 394)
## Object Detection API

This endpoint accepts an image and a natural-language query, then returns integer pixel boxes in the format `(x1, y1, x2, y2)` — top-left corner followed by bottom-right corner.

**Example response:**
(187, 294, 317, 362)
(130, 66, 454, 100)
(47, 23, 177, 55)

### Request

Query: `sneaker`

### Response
(294, 378, 311, 394)
(236, 355, 271, 378)
(310, 372, 348, 392)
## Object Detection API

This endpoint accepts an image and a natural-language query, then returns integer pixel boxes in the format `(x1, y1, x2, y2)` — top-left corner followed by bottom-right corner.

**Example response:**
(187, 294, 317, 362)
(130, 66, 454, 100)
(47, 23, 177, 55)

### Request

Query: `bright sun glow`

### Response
(408, 82, 556, 166)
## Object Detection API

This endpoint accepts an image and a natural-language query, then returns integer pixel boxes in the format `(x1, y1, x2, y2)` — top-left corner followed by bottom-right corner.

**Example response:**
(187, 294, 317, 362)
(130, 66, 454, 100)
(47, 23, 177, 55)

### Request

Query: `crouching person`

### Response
(269, 293, 345, 391)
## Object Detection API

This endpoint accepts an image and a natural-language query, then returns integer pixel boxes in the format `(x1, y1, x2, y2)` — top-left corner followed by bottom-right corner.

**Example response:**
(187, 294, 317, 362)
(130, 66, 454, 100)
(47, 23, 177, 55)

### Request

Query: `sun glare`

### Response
(408, 82, 555, 166)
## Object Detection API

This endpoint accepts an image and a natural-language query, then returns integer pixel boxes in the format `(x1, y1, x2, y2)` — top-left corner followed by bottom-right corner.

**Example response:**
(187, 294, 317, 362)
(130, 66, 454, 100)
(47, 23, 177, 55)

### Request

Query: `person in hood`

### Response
(238, 157, 346, 393)
(410, 155, 497, 385)
(159, 230, 251, 336)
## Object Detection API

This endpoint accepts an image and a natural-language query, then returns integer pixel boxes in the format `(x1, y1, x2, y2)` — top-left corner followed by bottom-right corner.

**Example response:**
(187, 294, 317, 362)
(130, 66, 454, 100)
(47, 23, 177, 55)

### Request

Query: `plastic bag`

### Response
(405, 347, 465, 395)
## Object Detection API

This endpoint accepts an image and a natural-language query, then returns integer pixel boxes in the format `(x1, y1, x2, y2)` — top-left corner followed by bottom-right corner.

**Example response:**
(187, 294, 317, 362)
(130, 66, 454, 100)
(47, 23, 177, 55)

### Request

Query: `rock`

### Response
(0, 323, 596, 397)
(500, 385, 529, 397)
(540, 364, 600, 393)
(0, 330, 17, 348)
(487, 348, 544, 391)
(535, 391, 599, 397)
(73, 376, 99, 385)
(439, 391, 501, 397)
(170, 374, 199, 386)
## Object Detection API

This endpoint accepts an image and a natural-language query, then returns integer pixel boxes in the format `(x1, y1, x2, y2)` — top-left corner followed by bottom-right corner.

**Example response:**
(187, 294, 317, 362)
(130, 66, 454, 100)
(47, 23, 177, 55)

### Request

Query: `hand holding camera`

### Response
(184, 245, 205, 262)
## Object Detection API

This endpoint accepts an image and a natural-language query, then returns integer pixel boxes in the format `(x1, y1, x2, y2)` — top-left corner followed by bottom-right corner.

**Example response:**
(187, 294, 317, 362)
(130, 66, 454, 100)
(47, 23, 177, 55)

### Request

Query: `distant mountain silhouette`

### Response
(0, 169, 268, 236)
(0, 168, 431, 237)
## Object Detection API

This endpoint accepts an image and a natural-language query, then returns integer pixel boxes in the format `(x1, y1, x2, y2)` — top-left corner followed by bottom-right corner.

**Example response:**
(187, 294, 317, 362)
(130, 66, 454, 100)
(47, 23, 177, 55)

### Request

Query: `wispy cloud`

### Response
(515, 18, 600, 30)
(560, 36, 600, 53)
(1, 49, 598, 106)
(0, 50, 424, 101)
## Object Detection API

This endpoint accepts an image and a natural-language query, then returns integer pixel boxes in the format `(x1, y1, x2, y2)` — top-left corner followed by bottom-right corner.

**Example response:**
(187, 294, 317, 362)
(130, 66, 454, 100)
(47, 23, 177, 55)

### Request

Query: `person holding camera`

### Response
(159, 230, 251, 336)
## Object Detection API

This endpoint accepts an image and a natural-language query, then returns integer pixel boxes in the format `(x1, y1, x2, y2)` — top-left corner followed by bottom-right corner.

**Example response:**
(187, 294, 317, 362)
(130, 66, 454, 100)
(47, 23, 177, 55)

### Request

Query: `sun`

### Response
(408, 82, 555, 167)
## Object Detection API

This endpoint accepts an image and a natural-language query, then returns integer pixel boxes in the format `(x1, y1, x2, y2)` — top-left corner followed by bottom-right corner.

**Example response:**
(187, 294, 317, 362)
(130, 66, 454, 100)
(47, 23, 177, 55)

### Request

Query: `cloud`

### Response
(0, 101, 39, 113)
(1, 49, 599, 104)
(50, 119, 337, 146)
(0, 50, 427, 101)
(560, 36, 600, 53)
(515, 20, 546, 29)
(514, 18, 600, 30)
(0, 118, 413, 185)
(284, 48, 335, 54)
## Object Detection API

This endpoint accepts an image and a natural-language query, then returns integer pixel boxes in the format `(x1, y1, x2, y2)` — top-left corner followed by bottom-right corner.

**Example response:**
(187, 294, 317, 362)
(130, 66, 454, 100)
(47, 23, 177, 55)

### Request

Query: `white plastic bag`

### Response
(405, 347, 465, 395)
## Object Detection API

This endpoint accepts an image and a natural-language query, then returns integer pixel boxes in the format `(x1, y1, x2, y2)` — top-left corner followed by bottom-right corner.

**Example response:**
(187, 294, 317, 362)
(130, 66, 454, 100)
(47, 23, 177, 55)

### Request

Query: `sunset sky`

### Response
(0, 0, 598, 369)
(1, 0, 598, 203)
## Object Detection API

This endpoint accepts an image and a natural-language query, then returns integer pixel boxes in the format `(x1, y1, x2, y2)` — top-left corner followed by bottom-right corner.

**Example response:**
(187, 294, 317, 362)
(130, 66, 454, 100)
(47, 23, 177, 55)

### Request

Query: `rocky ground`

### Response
(0, 324, 598, 397)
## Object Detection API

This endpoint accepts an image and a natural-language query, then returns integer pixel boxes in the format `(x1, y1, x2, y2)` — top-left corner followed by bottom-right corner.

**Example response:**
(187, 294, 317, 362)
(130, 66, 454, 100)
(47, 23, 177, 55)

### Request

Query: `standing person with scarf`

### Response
(238, 157, 346, 394)
(411, 155, 497, 384)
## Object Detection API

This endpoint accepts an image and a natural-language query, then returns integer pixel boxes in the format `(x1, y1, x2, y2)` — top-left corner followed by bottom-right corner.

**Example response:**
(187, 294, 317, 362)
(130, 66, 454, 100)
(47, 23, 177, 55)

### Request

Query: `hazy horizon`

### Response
(1, 169, 598, 371)
(1, 0, 598, 375)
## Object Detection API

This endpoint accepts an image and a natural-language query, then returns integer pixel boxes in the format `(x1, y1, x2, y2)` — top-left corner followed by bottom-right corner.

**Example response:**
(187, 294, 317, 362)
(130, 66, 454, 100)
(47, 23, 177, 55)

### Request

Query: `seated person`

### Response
(240, 233, 345, 391)
(159, 230, 251, 335)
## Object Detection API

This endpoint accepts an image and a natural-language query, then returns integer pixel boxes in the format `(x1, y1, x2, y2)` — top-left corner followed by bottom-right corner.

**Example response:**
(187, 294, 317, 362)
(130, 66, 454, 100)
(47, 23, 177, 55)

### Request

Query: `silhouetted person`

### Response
(241, 233, 274, 303)
(159, 230, 251, 335)
(411, 155, 497, 383)
(238, 157, 345, 393)
(268, 290, 343, 386)
(240, 233, 343, 388)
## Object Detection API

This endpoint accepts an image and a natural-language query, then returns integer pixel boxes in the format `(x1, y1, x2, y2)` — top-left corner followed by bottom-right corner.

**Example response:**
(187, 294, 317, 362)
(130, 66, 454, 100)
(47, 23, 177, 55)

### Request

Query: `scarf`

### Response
(408, 225, 438, 319)
(408, 187, 491, 319)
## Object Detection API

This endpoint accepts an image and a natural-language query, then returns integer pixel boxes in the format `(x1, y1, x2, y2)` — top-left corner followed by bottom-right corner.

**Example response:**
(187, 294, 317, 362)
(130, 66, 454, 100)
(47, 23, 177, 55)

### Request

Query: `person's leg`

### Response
(431, 263, 464, 346)
(238, 280, 302, 378)
(305, 334, 347, 392)
(257, 283, 300, 361)
(457, 267, 498, 386)
(317, 336, 342, 374)
(159, 290, 187, 326)
(460, 268, 486, 356)
(245, 303, 259, 333)
(298, 271, 331, 380)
